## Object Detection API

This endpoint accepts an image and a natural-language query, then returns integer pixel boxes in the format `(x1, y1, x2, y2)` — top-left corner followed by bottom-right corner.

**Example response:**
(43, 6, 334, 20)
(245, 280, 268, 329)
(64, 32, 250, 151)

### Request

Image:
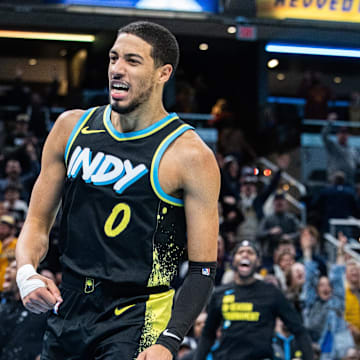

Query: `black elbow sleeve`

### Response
(156, 261, 216, 357)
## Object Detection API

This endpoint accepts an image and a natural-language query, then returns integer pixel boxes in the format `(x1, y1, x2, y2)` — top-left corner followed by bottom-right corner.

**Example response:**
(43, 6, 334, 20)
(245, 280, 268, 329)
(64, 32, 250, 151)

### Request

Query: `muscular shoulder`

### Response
(48, 109, 86, 155)
(169, 130, 220, 188)
(53, 109, 86, 137)
(172, 130, 216, 166)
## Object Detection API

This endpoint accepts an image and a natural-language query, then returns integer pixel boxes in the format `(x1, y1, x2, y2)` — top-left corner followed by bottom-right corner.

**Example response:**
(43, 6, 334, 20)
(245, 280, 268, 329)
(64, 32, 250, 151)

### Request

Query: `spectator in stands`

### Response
(4, 113, 31, 151)
(0, 259, 47, 360)
(311, 171, 358, 234)
(303, 233, 354, 359)
(273, 318, 308, 360)
(0, 214, 17, 292)
(261, 237, 297, 276)
(219, 157, 244, 246)
(178, 312, 208, 360)
(349, 91, 360, 124)
(45, 74, 60, 107)
(298, 71, 333, 120)
(28, 92, 49, 140)
(272, 249, 296, 292)
(215, 234, 231, 285)
(193, 240, 313, 360)
(177, 337, 197, 359)
(257, 190, 301, 261)
(209, 98, 234, 131)
(236, 153, 290, 243)
(342, 347, 360, 360)
(298, 225, 327, 276)
(0, 201, 7, 218)
(321, 118, 360, 185)
(5, 70, 31, 110)
(3, 183, 28, 221)
(285, 262, 306, 314)
(170, 81, 197, 114)
(220, 155, 240, 202)
(209, 98, 256, 164)
(0, 154, 40, 201)
(344, 259, 360, 346)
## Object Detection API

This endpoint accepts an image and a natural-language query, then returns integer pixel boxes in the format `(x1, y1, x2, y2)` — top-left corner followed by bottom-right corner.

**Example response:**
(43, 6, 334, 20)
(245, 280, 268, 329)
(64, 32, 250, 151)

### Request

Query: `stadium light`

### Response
(265, 43, 360, 58)
(0, 30, 95, 42)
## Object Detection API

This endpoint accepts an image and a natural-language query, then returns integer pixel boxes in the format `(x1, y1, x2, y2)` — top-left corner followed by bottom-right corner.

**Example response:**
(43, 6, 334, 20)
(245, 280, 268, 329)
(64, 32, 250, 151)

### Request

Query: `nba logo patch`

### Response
(202, 268, 210, 276)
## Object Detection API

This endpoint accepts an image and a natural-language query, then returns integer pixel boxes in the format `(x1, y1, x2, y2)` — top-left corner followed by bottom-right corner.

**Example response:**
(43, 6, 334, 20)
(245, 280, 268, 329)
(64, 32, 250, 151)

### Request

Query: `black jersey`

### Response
(195, 280, 312, 360)
(60, 105, 193, 290)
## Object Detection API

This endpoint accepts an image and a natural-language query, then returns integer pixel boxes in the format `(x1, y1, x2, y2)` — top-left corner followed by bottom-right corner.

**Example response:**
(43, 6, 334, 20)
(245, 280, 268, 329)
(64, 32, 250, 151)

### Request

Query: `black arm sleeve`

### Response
(193, 290, 222, 360)
(275, 288, 314, 360)
(156, 261, 216, 357)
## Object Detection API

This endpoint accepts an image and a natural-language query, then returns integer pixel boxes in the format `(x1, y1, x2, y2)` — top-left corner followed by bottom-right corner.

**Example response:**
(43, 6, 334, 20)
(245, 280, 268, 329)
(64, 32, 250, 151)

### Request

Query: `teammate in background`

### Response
(194, 240, 313, 360)
(16, 21, 220, 360)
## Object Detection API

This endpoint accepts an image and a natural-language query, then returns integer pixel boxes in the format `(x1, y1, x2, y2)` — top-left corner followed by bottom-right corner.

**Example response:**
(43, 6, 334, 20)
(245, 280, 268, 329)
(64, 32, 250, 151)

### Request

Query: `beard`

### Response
(236, 263, 258, 280)
(110, 79, 154, 115)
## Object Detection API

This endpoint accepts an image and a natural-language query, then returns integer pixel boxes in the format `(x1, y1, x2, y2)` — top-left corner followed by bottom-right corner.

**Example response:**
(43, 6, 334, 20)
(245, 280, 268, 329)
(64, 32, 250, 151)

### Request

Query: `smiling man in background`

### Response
(194, 240, 313, 360)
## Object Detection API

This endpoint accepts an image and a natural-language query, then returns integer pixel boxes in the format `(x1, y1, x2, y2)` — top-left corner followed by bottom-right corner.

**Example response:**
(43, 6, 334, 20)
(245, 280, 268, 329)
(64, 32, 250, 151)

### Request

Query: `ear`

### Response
(157, 64, 173, 84)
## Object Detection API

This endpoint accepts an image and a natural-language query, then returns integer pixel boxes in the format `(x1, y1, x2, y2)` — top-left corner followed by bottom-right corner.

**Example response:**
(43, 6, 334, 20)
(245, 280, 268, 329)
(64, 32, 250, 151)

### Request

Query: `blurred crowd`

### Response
(0, 76, 359, 360)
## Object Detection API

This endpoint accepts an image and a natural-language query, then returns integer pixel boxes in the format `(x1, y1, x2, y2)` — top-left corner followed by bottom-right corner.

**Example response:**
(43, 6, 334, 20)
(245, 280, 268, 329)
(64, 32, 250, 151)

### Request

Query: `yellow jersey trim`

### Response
(103, 105, 179, 141)
(150, 124, 194, 207)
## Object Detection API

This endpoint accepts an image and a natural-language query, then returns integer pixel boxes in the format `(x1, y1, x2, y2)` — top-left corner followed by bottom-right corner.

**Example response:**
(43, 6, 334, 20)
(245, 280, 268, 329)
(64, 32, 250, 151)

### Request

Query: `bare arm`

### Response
(16, 109, 85, 313)
(138, 131, 220, 360)
(181, 135, 220, 262)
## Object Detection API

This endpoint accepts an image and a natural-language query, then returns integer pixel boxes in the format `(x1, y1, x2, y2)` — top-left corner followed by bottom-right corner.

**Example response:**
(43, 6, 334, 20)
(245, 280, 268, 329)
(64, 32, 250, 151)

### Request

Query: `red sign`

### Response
(237, 25, 257, 40)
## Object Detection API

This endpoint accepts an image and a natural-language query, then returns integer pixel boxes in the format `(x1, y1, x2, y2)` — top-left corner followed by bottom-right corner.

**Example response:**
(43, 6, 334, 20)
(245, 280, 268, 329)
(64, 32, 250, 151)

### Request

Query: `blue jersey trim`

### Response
(104, 105, 179, 140)
(151, 124, 194, 206)
(64, 107, 97, 165)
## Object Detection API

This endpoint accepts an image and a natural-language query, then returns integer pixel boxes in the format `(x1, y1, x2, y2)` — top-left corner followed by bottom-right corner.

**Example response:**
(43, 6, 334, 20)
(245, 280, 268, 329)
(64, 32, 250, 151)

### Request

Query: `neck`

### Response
(111, 93, 168, 133)
(234, 273, 256, 285)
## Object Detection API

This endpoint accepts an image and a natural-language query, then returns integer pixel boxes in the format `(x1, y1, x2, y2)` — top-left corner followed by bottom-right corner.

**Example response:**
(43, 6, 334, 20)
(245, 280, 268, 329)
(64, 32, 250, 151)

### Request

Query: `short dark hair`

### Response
(118, 21, 179, 74)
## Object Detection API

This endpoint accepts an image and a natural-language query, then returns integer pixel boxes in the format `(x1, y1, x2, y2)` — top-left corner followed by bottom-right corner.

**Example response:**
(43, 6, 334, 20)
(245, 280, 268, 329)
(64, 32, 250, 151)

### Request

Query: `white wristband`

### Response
(16, 264, 46, 299)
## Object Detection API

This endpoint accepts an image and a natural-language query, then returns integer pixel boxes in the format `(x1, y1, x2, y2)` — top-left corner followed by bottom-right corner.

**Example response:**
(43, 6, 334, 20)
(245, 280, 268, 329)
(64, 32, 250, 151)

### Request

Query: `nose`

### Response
(110, 58, 126, 78)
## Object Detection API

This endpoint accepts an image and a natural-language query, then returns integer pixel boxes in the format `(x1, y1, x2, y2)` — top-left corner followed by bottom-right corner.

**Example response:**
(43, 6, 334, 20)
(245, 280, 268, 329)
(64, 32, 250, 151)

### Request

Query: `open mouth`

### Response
(111, 81, 130, 100)
(238, 259, 251, 271)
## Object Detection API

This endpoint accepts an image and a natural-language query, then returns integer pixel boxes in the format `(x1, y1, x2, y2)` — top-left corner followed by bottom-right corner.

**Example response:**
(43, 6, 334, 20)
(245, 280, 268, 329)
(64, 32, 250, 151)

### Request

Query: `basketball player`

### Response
(15, 21, 220, 360)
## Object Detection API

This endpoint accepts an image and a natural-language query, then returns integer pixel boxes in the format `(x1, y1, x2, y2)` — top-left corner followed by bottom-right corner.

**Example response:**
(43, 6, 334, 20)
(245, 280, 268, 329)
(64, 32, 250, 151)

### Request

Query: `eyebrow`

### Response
(109, 50, 144, 61)
(125, 53, 144, 60)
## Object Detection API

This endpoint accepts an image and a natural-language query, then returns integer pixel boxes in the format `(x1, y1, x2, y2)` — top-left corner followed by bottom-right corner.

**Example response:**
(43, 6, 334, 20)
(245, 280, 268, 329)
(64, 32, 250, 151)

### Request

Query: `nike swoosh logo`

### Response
(114, 304, 135, 317)
(162, 329, 181, 341)
(81, 126, 106, 134)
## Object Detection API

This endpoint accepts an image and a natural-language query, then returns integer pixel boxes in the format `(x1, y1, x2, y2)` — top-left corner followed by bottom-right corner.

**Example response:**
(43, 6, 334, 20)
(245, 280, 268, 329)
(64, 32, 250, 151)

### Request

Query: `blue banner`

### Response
(47, 0, 218, 13)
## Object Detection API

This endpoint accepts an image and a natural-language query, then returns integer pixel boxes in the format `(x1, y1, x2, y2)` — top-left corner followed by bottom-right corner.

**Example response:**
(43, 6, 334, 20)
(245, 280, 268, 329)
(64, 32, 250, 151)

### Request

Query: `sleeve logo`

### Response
(202, 268, 211, 276)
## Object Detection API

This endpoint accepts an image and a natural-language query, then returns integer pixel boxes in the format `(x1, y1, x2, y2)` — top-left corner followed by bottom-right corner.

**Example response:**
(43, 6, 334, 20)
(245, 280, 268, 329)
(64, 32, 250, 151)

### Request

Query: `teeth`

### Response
(240, 259, 250, 266)
(113, 83, 129, 90)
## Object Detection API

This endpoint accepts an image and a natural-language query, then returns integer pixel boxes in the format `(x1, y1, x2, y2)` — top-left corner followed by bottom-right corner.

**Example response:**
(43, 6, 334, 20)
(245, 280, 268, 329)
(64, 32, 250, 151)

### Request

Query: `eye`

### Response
(128, 58, 140, 65)
(109, 55, 117, 63)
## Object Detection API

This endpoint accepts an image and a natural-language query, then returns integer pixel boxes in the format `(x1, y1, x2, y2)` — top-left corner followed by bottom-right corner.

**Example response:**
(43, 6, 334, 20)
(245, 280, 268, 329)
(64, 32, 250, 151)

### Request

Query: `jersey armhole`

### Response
(64, 107, 98, 166)
(150, 124, 194, 207)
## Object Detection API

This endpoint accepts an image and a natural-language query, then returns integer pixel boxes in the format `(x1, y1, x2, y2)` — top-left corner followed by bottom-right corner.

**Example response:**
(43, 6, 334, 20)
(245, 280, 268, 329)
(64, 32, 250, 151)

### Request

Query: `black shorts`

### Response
(41, 273, 174, 360)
